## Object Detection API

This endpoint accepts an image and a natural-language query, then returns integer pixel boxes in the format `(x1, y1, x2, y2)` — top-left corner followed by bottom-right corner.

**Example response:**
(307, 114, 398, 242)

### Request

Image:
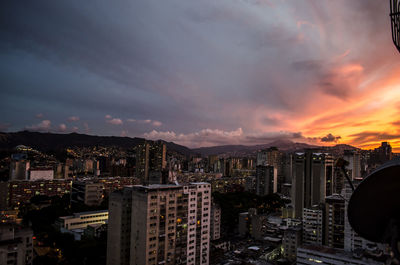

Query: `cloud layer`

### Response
(1, 0, 400, 150)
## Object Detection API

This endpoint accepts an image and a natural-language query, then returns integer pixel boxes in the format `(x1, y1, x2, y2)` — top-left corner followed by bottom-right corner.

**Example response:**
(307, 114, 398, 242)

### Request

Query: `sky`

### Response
(1, 0, 400, 150)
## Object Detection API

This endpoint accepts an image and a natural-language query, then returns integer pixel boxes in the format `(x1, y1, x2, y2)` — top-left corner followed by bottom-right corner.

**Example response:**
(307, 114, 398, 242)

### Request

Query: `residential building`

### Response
(210, 203, 221, 241)
(8, 179, 72, 207)
(0, 224, 33, 265)
(107, 187, 133, 265)
(282, 224, 302, 261)
(325, 194, 345, 249)
(107, 183, 211, 265)
(303, 205, 324, 245)
(71, 181, 104, 206)
(136, 141, 167, 185)
(256, 165, 277, 196)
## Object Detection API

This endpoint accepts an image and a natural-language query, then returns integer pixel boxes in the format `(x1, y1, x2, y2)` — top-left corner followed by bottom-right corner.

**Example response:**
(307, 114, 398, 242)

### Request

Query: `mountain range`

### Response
(0, 131, 359, 157)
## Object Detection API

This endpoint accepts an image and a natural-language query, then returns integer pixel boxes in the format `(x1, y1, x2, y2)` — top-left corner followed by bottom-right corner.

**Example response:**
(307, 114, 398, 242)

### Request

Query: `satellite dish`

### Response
(391, 0, 400, 52)
(348, 159, 400, 244)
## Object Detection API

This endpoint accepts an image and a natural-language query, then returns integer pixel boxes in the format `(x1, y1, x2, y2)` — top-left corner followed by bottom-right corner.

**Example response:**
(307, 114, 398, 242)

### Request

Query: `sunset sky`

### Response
(1, 1, 400, 150)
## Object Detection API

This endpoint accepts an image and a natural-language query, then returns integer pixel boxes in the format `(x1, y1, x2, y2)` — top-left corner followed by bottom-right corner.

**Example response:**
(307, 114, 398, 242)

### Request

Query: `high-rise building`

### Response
(107, 187, 133, 265)
(210, 203, 221, 241)
(344, 150, 361, 180)
(325, 194, 345, 249)
(302, 205, 324, 245)
(291, 151, 334, 218)
(256, 165, 277, 196)
(136, 141, 167, 185)
(107, 183, 211, 265)
(0, 224, 33, 265)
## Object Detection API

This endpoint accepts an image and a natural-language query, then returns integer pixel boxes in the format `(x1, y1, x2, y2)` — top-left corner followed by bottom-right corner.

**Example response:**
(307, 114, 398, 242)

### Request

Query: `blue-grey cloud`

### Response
(0, 0, 398, 147)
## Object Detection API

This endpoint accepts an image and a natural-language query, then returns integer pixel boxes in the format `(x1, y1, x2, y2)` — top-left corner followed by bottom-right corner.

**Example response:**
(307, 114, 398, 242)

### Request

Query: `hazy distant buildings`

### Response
(136, 141, 167, 185)
(369, 142, 392, 166)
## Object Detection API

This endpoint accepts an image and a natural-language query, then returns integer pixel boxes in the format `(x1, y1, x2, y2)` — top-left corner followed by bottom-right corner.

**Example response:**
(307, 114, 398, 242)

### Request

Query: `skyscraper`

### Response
(291, 151, 334, 218)
(255, 165, 277, 196)
(107, 183, 211, 265)
(136, 141, 167, 185)
(107, 187, 133, 265)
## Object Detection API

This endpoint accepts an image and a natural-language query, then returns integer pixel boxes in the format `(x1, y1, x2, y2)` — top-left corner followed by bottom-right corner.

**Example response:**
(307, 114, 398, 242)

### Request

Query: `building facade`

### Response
(0, 224, 33, 265)
(107, 183, 212, 265)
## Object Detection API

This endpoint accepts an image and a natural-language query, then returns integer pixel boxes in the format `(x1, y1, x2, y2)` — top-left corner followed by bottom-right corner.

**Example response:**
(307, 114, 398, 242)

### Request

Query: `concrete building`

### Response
(135, 141, 167, 185)
(71, 181, 104, 206)
(291, 151, 334, 219)
(210, 203, 221, 241)
(0, 224, 33, 265)
(344, 150, 361, 181)
(107, 187, 133, 265)
(55, 210, 109, 231)
(8, 179, 72, 207)
(107, 183, 211, 265)
(10, 160, 30, 181)
(325, 194, 345, 249)
(282, 225, 302, 261)
(29, 168, 54, 181)
(297, 245, 383, 265)
(255, 165, 277, 196)
(303, 206, 324, 245)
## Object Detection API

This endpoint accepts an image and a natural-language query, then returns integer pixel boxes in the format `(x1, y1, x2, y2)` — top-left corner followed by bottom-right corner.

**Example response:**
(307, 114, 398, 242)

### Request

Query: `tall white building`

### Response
(107, 183, 211, 265)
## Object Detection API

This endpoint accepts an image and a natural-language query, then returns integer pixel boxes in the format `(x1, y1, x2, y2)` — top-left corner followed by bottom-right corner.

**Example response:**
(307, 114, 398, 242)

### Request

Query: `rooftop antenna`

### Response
(391, 0, 400, 52)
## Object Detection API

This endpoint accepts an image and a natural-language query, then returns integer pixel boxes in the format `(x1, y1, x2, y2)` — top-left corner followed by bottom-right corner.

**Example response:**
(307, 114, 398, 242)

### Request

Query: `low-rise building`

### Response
(297, 244, 384, 265)
(8, 179, 72, 207)
(71, 181, 104, 206)
(29, 168, 54, 181)
(55, 210, 109, 231)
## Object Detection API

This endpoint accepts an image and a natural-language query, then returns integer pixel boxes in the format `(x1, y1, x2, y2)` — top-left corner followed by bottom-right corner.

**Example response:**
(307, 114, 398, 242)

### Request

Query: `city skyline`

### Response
(1, 1, 400, 151)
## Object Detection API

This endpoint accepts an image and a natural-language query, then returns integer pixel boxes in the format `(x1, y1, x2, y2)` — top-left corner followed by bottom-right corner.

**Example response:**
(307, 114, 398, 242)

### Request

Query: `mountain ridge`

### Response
(0, 131, 359, 157)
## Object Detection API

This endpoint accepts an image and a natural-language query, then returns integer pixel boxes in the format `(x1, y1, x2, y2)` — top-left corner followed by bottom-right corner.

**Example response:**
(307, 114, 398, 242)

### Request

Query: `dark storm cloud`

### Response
(320, 133, 341, 143)
(0, 0, 398, 147)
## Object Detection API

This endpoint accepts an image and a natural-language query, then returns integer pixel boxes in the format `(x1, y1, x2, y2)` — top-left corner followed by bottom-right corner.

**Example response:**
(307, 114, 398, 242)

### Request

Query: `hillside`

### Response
(0, 131, 194, 156)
